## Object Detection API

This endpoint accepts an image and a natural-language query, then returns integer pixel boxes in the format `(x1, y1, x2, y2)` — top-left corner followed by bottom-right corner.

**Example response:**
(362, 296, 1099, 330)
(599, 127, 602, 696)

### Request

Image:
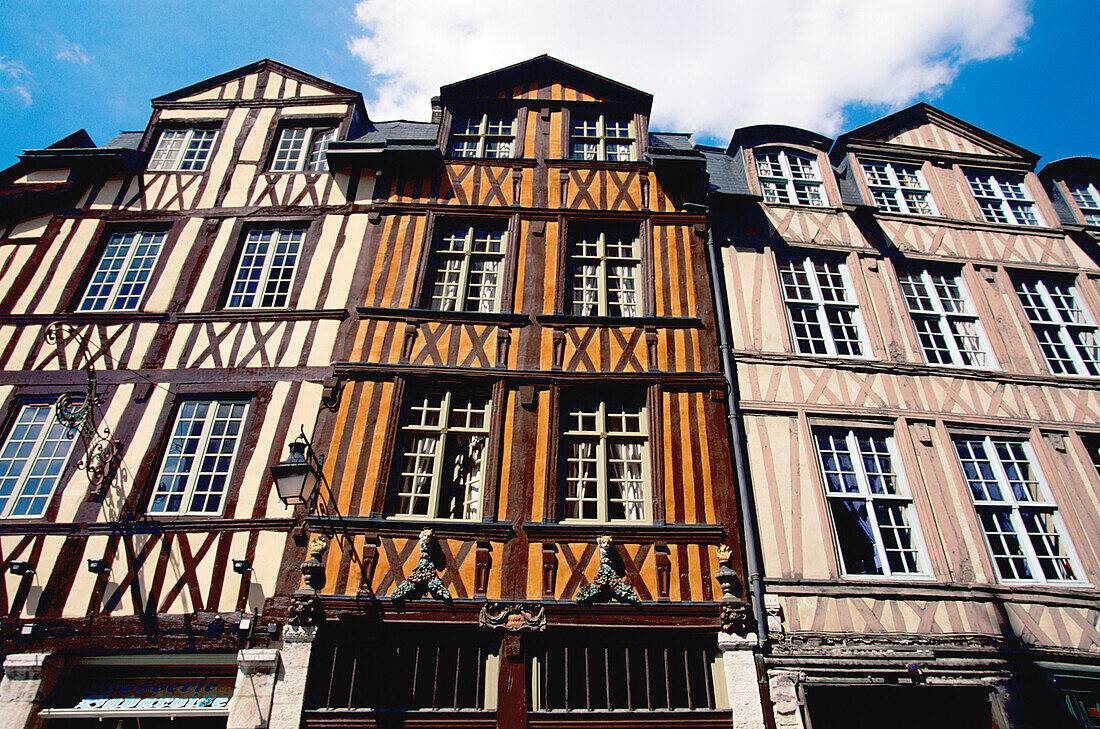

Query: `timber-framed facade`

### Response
(706, 105, 1100, 728)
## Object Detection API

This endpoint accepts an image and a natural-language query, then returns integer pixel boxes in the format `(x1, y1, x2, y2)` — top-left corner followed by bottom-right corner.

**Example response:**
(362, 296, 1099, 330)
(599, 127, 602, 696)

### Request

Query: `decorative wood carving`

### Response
(575, 535, 640, 605)
(478, 602, 546, 632)
(391, 528, 452, 604)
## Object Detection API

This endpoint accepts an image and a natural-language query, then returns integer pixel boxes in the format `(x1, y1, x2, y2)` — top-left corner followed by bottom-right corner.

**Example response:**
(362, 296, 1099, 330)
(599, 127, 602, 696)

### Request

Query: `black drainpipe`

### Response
(697, 203, 768, 647)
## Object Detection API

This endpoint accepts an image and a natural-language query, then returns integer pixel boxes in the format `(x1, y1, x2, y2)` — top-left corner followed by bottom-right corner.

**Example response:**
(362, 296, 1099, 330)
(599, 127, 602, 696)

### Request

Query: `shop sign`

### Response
(63, 676, 234, 714)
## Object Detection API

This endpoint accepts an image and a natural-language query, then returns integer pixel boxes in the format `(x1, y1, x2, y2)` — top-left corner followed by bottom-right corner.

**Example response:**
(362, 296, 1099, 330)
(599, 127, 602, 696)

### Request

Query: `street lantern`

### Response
(270, 439, 320, 507)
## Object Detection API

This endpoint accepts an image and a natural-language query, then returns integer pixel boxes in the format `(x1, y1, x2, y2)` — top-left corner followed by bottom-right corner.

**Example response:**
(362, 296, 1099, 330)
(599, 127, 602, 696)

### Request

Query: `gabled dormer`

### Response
(1040, 157, 1100, 230)
(725, 125, 841, 208)
(831, 103, 1056, 228)
(437, 55, 653, 162)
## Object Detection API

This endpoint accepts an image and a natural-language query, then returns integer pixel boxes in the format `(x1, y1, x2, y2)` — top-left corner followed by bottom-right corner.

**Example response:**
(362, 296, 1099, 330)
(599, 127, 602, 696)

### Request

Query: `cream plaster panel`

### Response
(322, 214, 368, 309)
(89, 177, 125, 209)
(98, 387, 169, 523)
(241, 74, 257, 99)
(211, 532, 248, 612)
(147, 216, 203, 311)
(125, 323, 158, 370)
(7, 214, 52, 238)
(279, 321, 308, 367)
(14, 218, 73, 313)
(352, 171, 377, 206)
(17, 169, 69, 184)
(63, 535, 110, 617)
(326, 173, 349, 206)
(240, 108, 277, 163)
(232, 381, 290, 520)
(183, 86, 223, 102)
(0, 248, 33, 303)
(184, 218, 236, 313)
(297, 217, 339, 309)
(191, 529, 219, 612)
(264, 74, 284, 99)
(279, 103, 347, 116)
(159, 109, 229, 120)
(7, 327, 38, 370)
(36, 218, 97, 314)
(19, 536, 65, 617)
(222, 79, 240, 99)
(298, 83, 327, 96)
(199, 110, 249, 209)
(725, 247, 787, 352)
(249, 532, 285, 608)
(222, 163, 260, 209)
(306, 321, 339, 366)
(161, 323, 192, 369)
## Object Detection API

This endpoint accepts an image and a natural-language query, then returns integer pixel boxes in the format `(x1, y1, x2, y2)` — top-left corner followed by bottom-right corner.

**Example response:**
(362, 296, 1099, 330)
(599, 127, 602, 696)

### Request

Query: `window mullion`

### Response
(597, 234, 609, 316)
(848, 432, 892, 575)
(3, 412, 50, 519)
(806, 260, 836, 356)
(456, 229, 475, 309)
(185, 404, 219, 516)
(107, 236, 141, 310)
(986, 438, 1041, 579)
(597, 401, 608, 522)
(427, 392, 452, 519)
(257, 234, 280, 303)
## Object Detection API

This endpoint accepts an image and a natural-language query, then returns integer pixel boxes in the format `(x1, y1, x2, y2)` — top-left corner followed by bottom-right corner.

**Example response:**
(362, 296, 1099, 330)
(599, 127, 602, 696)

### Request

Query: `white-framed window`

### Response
(953, 436, 1082, 583)
(148, 128, 218, 172)
(861, 161, 935, 215)
(226, 228, 304, 309)
(149, 399, 248, 516)
(814, 429, 926, 577)
(898, 268, 993, 367)
(563, 393, 649, 522)
(779, 256, 866, 356)
(269, 126, 336, 172)
(1014, 277, 1100, 376)
(1067, 182, 1100, 226)
(755, 149, 824, 206)
(966, 171, 1043, 226)
(569, 227, 640, 317)
(0, 401, 78, 518)
(570, 115, 634, 162)
(426, 224, 507, 313)
(77, 231, 165, 312)
(392, 389, 490, 520)
(449, 114, 515, 159)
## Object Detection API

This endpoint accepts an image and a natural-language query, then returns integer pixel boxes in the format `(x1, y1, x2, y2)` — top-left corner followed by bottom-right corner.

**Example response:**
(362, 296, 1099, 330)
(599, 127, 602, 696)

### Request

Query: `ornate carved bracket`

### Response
(715, 543, 753, 635)
(478, 602, 546, 632)
(392, 529, 452, 604)
(575, 535, 640, 605)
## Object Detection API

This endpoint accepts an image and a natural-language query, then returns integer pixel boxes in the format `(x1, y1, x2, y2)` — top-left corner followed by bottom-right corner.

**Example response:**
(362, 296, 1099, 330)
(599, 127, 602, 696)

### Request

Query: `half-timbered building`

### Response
(290, 56, 756, 729)
(0, 59, 377, 728)
(706, 104, 1100, 728)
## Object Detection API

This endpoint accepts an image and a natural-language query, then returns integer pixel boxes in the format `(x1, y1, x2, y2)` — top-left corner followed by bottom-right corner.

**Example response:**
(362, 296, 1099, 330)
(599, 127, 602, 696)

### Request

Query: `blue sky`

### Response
(1, 1, 1096, 170)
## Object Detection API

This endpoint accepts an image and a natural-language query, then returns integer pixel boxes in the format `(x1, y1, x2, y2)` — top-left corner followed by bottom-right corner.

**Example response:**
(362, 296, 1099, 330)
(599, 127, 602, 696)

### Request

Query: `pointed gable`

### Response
(153, 59, 362, 106)
(440, 55, 652, 112)
(832, 102, 1038, 165)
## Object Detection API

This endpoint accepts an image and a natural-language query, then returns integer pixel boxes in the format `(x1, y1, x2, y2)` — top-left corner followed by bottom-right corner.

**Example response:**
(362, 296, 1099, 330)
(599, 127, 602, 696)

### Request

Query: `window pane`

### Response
(0, 403, 76, 518)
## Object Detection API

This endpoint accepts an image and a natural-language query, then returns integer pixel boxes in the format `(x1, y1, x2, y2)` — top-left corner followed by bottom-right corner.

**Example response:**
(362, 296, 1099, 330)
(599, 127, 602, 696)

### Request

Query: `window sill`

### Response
(547, 158, 647, 170)
(523, 521, 725, 544)
(305, 514, 514, 541)
(443, 155, 537, 167)
(178, 308, 349, 323)
(143, 169, 207, 175)
(261, 169, 331, 176)
(358, 306, 530, 327)
(537, 314, 703, 329)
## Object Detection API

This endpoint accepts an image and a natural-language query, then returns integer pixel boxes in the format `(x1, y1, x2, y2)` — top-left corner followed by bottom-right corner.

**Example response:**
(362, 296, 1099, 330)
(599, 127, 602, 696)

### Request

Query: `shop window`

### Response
(77, 231, 165, 312)
(804, 685, 992, 729)
(148, 399, 248, 516)
(778, 256, 866, 357)
(389, 388, 491, 520)
(0, 400, 78, 518)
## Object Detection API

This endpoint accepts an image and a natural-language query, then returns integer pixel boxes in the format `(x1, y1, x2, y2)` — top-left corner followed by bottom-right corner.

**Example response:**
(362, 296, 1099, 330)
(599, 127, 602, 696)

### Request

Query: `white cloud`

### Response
(347, 0, 1029, 141)
(55, 36, 92, 65)
(0, 57, 34, 107)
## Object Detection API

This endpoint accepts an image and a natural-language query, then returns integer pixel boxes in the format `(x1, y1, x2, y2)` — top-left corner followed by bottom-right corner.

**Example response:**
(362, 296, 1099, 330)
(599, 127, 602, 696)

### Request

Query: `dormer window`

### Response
(861, 161, 935, 215)
(1067, 182, 1100, 226)
(449, 114, 514, 158)
(756, 150, 824, 206)
(570, 115, 634, 161)
(966, 172, 1043, 226)
(148, 128, 218, 172)
(270, 126, 336, 172)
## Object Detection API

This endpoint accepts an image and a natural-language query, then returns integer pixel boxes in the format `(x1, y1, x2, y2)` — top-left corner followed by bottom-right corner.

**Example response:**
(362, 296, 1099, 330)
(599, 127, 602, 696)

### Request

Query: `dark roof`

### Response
(440, 55, 651, 113)
(648, 132, 694, 152)
(831, 101, 1038, 165)
(1040, 156, 1100, 182)
(102, 132, 143, 151)
(354, 121, 438, 145)
(699, 146, 752, 197)
(834, 157, 869, 208)
(729, 125, 832, 154)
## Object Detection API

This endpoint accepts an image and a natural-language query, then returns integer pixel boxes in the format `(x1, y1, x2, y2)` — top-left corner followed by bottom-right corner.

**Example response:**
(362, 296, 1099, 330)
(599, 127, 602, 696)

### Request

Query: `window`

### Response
(1014, 277, 1100, 376)
(814, 430, 925, 577)
(77, 231, 165, 312)
(779, 256, 865, 356)
(149, 399, 248, 515)
(562, 393, 648, 522)
(568, 227, 640, 317)
(269, 126, 336, 172)
(226, 228, 304, 309)
(391, 389, 490, 520)
(954, 436, 1081, 583)
(966, 171, 1043, 226)
(898, 268, 992, 367)
(449, 113, 514, 158)
(1068, 182, 1100, 226)
(529, 629, 721, 711)
(862, 161, 934, 215)
(0, 402, 77, 518)
(148, 128, 218, 172)
(756, 149, 824, 206)
(570, 115, 634, 161)
(425, 224, 506, 313)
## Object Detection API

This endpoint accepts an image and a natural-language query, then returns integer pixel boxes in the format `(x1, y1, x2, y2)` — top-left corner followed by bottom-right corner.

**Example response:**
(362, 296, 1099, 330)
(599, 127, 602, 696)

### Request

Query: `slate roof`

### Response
(102, 132, 143, 151)
(699, 146, 751, 197)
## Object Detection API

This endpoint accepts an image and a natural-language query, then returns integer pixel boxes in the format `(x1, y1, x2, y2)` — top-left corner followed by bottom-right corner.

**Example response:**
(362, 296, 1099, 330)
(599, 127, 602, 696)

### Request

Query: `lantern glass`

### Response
(271, 442, 320, 506)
